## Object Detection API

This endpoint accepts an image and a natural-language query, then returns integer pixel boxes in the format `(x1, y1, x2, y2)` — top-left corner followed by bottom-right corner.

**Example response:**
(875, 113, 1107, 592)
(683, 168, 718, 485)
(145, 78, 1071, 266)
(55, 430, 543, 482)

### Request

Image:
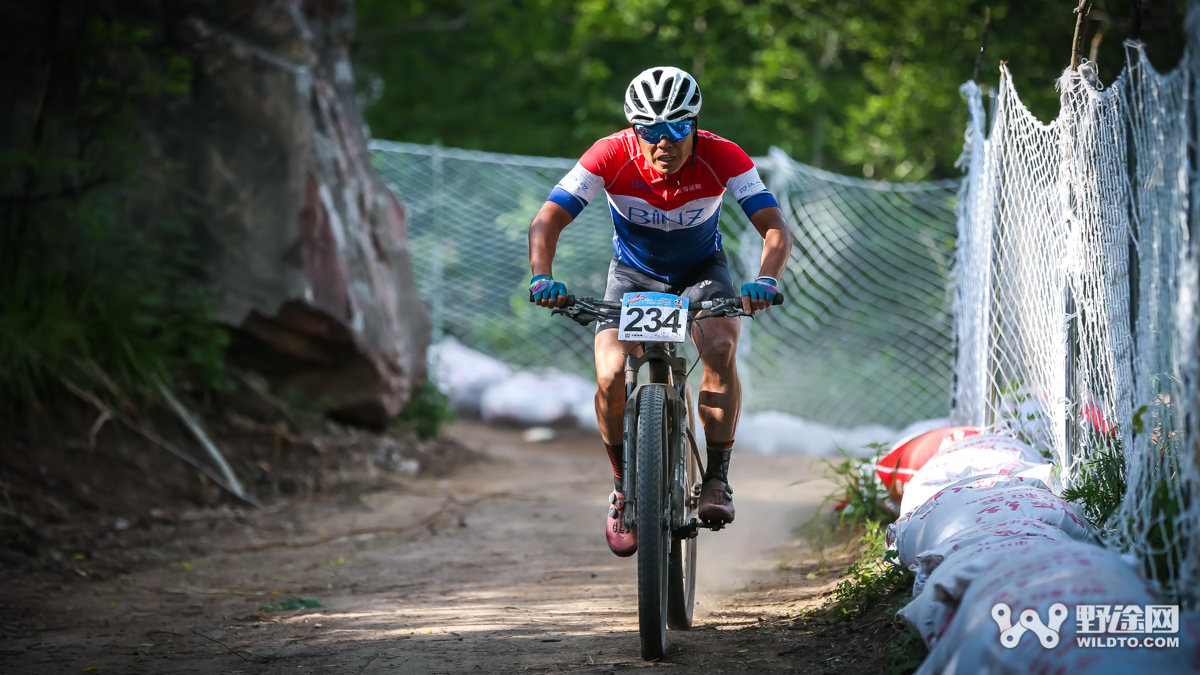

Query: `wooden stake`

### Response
(157, 381, 248, 501)
(61, 376, 260, 506)
(1071, 0, 1094, 70)
(972, 7, 992, 83)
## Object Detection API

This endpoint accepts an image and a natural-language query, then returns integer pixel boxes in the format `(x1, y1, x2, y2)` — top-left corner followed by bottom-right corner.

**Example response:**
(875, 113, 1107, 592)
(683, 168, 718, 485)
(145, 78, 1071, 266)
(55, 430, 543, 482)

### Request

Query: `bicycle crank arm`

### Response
(673, 517, 726, 539)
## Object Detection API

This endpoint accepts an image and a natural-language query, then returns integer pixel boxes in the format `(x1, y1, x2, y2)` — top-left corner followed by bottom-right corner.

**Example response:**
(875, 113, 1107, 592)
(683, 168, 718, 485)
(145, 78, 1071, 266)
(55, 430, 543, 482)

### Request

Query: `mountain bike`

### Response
(546, 291, 783, 660)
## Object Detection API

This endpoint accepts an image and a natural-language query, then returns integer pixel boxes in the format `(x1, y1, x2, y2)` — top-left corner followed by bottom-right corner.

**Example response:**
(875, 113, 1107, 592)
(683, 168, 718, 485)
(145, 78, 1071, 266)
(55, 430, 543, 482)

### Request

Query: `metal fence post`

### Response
(431, 139, 445, 342)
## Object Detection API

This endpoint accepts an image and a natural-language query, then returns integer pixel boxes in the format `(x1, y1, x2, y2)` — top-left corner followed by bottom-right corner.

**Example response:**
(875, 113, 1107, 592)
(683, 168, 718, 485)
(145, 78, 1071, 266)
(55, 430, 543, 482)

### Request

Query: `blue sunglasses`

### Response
(633, 120, 695, 144)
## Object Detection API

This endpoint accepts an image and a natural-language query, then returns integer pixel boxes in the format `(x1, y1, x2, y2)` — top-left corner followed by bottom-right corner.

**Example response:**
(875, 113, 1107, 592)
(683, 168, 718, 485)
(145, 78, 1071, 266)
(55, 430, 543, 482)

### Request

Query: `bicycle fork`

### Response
(620, 343, 704, 536)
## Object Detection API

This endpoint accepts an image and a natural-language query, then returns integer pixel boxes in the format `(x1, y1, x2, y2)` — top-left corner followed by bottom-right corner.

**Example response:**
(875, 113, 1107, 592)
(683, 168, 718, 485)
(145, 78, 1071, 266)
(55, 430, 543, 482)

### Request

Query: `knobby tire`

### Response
(636, 385, 670, 660)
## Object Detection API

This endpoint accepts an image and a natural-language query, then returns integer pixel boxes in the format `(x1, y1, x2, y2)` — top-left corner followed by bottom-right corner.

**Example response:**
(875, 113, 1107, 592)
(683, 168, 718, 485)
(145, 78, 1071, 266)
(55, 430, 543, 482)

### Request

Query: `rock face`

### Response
(4, 0, 430, 426)
(173, 0, 430, 426)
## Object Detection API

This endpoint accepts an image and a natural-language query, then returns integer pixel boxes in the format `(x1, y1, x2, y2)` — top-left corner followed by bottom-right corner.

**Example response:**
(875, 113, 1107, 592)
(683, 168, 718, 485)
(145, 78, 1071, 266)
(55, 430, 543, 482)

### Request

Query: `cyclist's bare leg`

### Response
(691, 316, 741, 444)
(594, 319, 741, 446)
(692, 316, 740, 523)
(593, 328, 639, 445)
(594, 328, 641, 555)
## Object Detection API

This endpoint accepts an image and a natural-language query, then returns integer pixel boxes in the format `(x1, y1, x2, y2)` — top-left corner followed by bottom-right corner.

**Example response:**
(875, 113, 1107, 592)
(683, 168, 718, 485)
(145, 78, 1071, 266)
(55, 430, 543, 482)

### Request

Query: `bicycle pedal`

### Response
(699, 519, 727, 532)
(673, 518, 701, 540)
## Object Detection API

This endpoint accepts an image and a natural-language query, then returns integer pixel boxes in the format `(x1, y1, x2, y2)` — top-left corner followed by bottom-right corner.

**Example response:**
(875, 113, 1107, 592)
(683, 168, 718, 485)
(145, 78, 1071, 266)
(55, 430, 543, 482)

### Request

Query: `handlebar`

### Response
(532, 291, 784, 327)
(529, 293, 783, 309)
(536, 293, 783, 310)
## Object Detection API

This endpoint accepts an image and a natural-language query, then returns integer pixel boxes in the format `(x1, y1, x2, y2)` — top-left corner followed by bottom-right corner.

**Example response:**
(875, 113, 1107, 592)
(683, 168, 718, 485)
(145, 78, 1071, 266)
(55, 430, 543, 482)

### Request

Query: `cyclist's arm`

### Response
(745, 206, 794, 314)
(528, 201, 574, 308)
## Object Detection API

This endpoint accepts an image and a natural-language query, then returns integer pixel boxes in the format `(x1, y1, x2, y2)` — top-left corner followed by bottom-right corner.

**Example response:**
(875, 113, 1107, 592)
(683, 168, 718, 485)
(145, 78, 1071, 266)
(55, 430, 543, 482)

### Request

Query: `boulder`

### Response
(178, 0, 429, 426)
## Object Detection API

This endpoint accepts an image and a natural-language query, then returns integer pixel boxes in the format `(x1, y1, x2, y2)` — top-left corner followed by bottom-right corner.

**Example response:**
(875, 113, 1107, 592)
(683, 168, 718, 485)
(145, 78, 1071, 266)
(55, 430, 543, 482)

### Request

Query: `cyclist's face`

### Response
(637, 129, 694, 176)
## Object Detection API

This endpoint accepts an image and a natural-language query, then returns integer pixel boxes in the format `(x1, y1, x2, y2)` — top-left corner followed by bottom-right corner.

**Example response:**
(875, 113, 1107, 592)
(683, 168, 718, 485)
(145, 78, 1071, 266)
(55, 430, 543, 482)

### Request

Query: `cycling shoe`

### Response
(606, 491, 637, 557)
(698, 478, 735, 524)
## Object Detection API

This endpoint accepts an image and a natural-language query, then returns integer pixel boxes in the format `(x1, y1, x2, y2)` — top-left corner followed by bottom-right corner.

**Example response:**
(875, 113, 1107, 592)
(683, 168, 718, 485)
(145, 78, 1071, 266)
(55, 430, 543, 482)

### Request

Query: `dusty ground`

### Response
(1, 421, 915, 674)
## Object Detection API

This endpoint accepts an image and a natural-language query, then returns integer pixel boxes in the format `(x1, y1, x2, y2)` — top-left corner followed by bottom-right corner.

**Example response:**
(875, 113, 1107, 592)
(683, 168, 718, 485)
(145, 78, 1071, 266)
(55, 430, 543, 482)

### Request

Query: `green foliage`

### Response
(829, 521, 913, 621)
(886, 617, 929, 675)
(802, 443, 897, 541)
(1144, 477, 1186, 586)
(393, 377, 456, 440)
(1060, 415, 1191, 595)
(0, 18, 228, 405)
(355, 0, 1187, 180)
(1061, 445, 1127, 529)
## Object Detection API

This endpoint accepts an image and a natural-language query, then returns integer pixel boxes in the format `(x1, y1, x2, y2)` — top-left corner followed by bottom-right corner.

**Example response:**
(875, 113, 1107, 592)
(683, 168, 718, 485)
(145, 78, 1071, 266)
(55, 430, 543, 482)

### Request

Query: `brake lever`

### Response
(551, 306, 600, 327)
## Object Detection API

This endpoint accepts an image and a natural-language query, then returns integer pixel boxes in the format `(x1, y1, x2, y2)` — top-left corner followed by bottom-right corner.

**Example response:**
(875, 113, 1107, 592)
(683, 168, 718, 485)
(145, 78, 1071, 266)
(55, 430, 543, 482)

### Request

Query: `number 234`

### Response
(622, 307, 682, 333)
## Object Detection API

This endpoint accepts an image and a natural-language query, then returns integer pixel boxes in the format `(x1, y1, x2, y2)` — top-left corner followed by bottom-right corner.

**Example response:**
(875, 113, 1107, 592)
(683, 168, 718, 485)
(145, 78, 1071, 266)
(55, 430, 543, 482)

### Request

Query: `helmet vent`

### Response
(627, 85, 647, 112)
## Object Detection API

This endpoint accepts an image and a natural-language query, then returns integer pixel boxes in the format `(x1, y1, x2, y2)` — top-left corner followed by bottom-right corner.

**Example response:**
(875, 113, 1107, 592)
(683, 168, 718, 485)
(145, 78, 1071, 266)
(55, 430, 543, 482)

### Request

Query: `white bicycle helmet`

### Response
(623, 67, 702, 125)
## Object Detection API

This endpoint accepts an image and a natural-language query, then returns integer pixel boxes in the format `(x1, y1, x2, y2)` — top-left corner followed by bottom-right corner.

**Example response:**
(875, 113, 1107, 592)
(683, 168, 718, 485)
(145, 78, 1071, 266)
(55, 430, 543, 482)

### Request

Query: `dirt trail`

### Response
(3, 421, 908, 674)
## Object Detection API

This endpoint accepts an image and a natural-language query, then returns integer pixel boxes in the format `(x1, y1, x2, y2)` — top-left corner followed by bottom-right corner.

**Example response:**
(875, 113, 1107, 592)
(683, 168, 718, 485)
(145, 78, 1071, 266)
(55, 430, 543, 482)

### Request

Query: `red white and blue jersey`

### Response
(547, 128, 778, 284)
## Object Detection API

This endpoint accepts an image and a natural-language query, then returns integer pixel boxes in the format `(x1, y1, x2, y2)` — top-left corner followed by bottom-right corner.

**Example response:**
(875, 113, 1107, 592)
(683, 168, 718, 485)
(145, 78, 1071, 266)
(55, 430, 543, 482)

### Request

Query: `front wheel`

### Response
(636, 385, 670, 660)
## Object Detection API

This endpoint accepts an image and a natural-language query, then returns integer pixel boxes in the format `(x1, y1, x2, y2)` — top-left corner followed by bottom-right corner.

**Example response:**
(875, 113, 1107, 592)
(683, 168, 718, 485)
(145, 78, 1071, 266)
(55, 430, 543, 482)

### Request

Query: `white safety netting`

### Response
(953, 16, 1200, 599)
(370, 142, 958, 429)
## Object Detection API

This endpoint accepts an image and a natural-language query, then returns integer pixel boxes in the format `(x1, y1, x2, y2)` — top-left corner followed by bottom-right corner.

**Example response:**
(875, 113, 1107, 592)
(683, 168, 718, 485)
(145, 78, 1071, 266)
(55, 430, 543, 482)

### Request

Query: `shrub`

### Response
(393, 377, 455, 439)
(800, 443, 897, 543)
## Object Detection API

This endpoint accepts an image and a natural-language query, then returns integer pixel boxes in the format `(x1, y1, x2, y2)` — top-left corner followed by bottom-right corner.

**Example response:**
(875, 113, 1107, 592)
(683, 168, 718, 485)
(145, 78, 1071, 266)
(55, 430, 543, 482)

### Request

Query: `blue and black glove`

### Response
(740, 276, 778, 302)
(530, 274, 568, 302)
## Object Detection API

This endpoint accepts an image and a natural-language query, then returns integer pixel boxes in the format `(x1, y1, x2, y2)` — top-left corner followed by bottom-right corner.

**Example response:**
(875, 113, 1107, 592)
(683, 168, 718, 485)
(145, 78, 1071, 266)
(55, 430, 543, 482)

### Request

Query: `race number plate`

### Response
(619, 292, 689, 343)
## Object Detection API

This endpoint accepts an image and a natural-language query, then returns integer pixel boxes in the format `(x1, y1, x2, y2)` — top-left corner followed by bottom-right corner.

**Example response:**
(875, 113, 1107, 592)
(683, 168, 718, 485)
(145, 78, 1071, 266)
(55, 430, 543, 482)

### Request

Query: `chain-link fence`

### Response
(953, 27, 1200, 600)
(371, 141, 958, 430)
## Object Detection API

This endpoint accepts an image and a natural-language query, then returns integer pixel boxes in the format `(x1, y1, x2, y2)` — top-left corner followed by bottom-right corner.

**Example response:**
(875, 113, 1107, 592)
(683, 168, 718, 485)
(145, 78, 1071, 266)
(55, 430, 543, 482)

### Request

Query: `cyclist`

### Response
(527, 67, 794, 557)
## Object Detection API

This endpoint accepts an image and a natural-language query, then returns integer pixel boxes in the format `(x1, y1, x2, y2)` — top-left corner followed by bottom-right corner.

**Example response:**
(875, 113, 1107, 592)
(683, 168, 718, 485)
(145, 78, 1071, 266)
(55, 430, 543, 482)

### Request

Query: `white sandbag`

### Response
(940, 432, 1047, 463)
(899, 433, 1049, 516)
(1013, 462, 1060, 492)
(888, 475, 1094, 570)
(427, 339, 511, 411)
(735, 410, 894, 457)
(480, 370, 595, 425)
(899, 536, 1065, 648)
(910, 517, 1077, 596)
(915, 541, 1196, 675)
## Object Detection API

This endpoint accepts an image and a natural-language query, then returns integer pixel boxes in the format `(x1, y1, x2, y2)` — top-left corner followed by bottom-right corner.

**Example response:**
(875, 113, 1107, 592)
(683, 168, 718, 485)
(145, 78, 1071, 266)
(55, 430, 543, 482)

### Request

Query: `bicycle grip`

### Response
(772, 292, 785, 306)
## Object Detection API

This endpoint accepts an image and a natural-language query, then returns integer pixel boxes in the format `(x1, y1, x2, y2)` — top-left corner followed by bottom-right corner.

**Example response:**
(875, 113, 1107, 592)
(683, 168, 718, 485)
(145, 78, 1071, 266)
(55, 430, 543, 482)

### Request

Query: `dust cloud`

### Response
(692, 451, 835, 614)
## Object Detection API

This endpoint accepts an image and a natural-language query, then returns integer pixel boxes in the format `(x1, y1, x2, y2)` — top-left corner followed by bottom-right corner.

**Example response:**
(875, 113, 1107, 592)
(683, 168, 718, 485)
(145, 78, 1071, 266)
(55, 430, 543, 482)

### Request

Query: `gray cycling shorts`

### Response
(596, 251, 737, 334)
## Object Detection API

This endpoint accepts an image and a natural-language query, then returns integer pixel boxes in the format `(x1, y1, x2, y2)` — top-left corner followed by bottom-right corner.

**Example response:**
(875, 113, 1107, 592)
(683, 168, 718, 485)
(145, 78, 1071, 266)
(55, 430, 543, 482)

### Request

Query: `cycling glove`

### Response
(740, 275, 778, 301)
(530, 274, 568, 301)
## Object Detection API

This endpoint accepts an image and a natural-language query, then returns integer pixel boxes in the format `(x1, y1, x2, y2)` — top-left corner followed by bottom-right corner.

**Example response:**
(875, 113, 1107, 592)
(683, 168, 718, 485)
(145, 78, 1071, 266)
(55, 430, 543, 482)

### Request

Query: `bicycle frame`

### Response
(619, 342, 702, 536)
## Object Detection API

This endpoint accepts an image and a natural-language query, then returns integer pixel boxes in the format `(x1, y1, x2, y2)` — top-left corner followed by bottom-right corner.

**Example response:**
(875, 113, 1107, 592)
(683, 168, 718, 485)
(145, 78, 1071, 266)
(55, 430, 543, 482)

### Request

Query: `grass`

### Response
(828, 521, 912, 621)
(885, 620, 928, 675)
(799, 443, 924, 672)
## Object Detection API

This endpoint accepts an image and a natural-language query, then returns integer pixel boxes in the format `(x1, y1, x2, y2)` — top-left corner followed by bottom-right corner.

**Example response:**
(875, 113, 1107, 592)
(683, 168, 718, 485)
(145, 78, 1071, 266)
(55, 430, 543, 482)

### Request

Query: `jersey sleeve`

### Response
(712, 139, 779, 218)
(546, 136, 622, 219)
